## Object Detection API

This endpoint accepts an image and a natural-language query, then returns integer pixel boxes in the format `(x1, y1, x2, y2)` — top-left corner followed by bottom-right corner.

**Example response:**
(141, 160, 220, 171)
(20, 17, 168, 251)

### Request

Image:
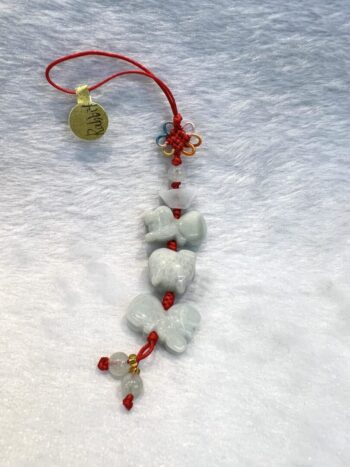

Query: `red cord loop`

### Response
(45, 50, 179, 116)
(136, 331, 159, 362)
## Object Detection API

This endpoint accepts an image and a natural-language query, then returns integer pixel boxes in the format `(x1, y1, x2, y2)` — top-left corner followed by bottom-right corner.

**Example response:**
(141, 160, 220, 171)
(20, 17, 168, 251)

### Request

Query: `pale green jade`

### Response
(167, 165, 186, 181)
(126, 293, 201, 354)
(143, 206, 178, 243)
(121, 372, 143, 398)
(159, 187, 196, 209)
(148, 248, 196, 294)
(144, 206, 207, 246)
(178, 211, 207, 246)
(108, 352, 130, 379)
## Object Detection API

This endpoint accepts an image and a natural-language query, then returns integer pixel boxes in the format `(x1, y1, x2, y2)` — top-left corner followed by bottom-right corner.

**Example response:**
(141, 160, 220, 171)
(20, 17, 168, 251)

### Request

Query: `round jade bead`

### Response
(159, 187, 196, 209)
(121, 372, 143, 398)
(167, 165, 186, 182)
(109, 352, 129, 379)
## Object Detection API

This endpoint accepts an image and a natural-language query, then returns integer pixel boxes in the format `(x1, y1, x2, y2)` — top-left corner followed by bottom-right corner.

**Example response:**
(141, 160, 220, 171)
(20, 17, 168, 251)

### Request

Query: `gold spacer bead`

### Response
(128, 354, 140, 374)
(128, 354, 137, 365)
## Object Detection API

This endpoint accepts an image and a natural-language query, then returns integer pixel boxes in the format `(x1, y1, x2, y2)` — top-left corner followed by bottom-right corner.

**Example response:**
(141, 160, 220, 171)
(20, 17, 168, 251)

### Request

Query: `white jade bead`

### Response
(127, 294, 163, 334)
(143, 206, 178, 243)
(148, 248, 196, 294)
(121, 372, 143, 398)
(126, 294, 201, 354)
(159, 187, 196, 209)
(143, 206, 207, 247)
(167, 165, 186, 182)
(109, 352, 129, 379)
(178, 211, 207, 246)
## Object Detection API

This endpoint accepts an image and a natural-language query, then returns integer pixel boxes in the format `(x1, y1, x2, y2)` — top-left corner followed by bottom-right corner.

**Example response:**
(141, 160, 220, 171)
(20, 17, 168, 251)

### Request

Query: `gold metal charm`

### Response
(69, 85, 108, 140)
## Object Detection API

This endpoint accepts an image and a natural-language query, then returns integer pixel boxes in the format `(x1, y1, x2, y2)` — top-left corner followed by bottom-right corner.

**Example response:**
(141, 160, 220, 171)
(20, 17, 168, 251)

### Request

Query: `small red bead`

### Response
(123, 394, 134, 411)
(171, 182, 181, 189)
(97, 357, 109, 371)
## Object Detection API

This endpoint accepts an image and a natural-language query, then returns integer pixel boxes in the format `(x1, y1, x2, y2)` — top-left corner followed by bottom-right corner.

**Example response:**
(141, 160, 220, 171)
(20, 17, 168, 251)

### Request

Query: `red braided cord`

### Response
(172, 156, 182, 166)
(172, 208, 182, 219)
(45, 50, 179, 117)
(136, 331, 159, 362)
(162, 291, 175, 310)
(162, 176, 182, 309)
(167, 240, 177, 251)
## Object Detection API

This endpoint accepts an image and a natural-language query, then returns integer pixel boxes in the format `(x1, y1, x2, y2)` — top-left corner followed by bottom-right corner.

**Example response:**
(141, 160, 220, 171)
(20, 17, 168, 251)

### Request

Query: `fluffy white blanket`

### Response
(1, 1, 349, 466)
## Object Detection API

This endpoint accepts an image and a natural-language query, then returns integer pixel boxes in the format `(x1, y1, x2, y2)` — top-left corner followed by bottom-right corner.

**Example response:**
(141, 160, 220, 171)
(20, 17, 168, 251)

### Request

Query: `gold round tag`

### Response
(69, 102, 108, 140)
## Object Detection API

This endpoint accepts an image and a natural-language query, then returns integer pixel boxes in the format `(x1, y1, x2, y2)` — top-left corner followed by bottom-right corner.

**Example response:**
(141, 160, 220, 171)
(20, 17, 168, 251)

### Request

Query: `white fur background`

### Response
(1, 1, 350, 466)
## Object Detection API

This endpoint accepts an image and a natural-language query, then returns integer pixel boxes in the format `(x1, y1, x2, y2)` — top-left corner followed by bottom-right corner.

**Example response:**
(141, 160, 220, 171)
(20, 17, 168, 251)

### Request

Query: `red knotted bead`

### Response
(162, 291, 175, 310)
(123, 394, 134, 411)
(97, 357, 109, 371)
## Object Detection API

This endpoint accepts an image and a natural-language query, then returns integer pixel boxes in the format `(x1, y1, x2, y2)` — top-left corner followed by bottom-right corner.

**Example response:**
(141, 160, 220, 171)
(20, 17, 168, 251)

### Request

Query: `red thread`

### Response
(162, 291, 175, 310)
(172, 153, 182, 166)
(173, 113, 183, 129)
(97, 357, 109, 371)
(167, 240, 177, 251)
(136, 331, 159, 362)
(45, 50, 180, 118)
(123, 393, 134, 411)
(172, 208, 182, 219)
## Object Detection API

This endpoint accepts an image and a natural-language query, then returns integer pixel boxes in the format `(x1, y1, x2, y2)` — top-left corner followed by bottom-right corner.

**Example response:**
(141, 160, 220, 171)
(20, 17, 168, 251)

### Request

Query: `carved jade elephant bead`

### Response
(143, 206, 206, 246)
(126, 293, 201, 354)
(148, 248, 196, 294)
